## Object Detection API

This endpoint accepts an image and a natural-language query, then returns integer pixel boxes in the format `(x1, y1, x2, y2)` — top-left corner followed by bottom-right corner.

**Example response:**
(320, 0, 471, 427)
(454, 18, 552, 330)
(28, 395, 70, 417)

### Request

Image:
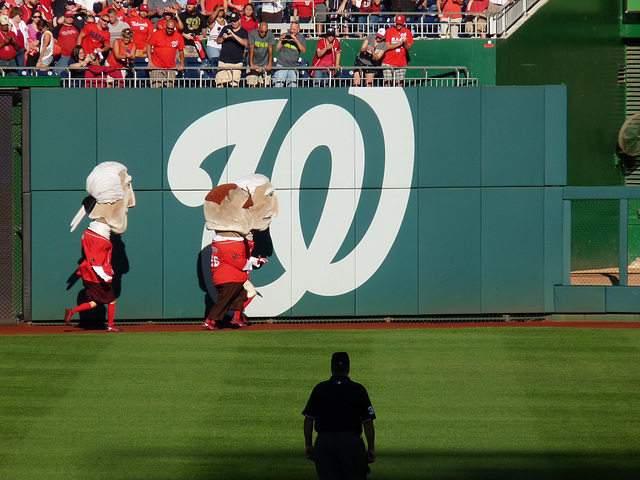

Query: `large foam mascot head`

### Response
(70, 162, 136, 234)
(233, 174, 279, 232)
(203, 183, 255, 236)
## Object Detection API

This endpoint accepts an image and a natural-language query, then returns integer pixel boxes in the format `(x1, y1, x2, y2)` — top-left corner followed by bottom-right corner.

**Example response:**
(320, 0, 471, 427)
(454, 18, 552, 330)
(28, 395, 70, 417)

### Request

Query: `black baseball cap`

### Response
(228, 12, 240, 22)
(331, 352, 350, 367)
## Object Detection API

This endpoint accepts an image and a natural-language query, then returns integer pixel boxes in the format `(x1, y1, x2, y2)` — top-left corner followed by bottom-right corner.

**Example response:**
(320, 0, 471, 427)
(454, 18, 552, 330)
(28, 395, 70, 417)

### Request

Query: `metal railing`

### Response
(490, 0, 542, 37)
(0, 65, 477, 88)
(268, 12, 488, 39)
(257, 0, 539, 38)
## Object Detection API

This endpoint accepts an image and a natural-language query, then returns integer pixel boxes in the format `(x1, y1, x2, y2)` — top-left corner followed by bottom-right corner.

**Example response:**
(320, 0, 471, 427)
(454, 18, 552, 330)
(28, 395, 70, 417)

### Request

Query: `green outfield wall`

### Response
(26, 86, 576, 320)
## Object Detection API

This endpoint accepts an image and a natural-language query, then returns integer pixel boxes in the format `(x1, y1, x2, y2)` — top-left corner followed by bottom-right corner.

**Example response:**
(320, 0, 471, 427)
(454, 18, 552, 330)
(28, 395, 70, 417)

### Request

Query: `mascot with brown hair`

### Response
(65, 162, 136, 332)
(202, 175, 277, 330)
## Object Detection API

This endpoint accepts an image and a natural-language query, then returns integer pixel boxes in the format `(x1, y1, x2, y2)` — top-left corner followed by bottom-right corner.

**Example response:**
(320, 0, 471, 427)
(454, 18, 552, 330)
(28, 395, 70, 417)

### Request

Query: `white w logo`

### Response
(168, 88, 414, 316)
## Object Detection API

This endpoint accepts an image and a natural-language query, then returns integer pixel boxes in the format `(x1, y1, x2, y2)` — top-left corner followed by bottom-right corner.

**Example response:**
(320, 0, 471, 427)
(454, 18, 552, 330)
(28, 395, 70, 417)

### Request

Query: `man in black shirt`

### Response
(215, 12, 248, 87)
(302, 352, 376, 480)
(177, 0, 208, 58)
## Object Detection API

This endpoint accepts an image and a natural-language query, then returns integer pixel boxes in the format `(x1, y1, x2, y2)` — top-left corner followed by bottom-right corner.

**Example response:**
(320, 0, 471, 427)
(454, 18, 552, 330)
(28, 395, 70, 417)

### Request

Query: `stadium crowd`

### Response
(0, 0, 513, 86)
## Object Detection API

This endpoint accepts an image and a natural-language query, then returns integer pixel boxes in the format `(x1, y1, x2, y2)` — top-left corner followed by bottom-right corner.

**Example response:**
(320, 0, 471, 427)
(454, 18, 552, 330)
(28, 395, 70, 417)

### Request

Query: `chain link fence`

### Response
(570, 199, 624, 286)
(0, 90, 22, 325)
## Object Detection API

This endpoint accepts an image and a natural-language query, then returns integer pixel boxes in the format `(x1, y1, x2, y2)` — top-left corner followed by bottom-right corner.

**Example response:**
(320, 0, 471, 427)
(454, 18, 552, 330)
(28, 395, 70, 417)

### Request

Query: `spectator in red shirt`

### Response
(0, 14, 21, 75)
(156, 8, 175, 30)
(311, 25, 341, 87)
(227, 0, 249, 14)
(106, 26, 135, 72)
(77, 13, 111, 62)
(100, 0, 127, 23)
(53, 10, 79, 66)
(293, 0, 313, 23)
(146, 18, 184, 87)
(21, 0, 53, 23)
(126, 4, 154, 54)
(240, 3, 257, 33)
(382, 14, 413, 86)
(358, 0, 381, 34)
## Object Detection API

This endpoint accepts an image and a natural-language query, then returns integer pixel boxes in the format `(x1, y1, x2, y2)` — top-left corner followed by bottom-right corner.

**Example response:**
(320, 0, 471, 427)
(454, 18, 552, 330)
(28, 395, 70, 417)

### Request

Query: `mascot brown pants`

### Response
(207, 282, 248, 322)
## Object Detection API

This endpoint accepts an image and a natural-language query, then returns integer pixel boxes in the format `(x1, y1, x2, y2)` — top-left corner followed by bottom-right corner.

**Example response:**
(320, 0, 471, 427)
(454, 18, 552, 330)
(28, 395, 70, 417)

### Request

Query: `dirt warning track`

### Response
(1, 320, 639, 335)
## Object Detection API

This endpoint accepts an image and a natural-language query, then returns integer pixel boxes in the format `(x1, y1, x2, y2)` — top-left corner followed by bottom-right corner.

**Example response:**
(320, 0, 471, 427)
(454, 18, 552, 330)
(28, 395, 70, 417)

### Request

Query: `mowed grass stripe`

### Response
(1, 328, 639, 479)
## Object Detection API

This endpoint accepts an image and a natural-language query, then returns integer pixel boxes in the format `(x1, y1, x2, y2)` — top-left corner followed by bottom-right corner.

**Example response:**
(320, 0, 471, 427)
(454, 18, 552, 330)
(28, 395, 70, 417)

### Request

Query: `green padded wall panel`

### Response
(28, 87, 568, 320)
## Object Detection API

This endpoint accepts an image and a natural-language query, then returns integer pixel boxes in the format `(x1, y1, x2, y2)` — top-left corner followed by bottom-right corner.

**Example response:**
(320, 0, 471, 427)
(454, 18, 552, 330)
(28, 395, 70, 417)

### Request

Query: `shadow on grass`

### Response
(82, 448, 640, 480)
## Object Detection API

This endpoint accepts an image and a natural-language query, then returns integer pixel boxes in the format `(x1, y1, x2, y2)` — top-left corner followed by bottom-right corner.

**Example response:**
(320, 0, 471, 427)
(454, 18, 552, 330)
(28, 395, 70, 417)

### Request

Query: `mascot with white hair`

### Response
(65, 162, 136, 332)
(232, 174, 279, 324)
(202, 174, 277, 330)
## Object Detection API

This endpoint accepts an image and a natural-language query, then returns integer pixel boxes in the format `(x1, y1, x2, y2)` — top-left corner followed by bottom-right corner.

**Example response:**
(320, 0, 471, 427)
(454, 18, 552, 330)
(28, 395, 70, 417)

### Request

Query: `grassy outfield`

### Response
(1, 328, 639, 480)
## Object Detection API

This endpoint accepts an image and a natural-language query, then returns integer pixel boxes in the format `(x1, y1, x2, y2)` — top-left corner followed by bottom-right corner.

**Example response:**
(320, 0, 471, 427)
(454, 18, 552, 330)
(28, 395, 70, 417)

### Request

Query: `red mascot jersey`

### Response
(77, 229, 114, 284)
(211, 237, 251, 285)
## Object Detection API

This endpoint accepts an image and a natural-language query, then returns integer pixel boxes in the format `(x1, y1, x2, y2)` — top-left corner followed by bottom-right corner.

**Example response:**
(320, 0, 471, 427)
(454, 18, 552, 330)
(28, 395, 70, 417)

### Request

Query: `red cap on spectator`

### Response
(64, 10, 75, 17)
(139, 4, 149, 11)
(187, 0, 197, 4)
(395, 14, 405, 25)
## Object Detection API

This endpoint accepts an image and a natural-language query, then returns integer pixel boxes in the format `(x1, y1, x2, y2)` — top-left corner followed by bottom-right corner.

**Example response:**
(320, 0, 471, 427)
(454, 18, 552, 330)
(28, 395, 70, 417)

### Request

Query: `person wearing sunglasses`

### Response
(77, 14, 111, 63)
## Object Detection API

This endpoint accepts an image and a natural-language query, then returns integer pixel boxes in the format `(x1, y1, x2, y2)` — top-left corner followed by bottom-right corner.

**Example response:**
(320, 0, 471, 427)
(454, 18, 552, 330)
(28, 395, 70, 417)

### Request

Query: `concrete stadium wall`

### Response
(28, 86, 567, 321)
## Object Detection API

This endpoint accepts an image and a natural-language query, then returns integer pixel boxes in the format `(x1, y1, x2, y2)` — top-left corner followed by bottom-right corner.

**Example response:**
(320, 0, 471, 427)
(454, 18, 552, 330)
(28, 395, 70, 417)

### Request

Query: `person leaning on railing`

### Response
(67, 45, 97, 79)
(106, 27, 135, 75)
(353, 26, 385, 87)
(145, 19, 185, 87)
(247, 21, 275, 87)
